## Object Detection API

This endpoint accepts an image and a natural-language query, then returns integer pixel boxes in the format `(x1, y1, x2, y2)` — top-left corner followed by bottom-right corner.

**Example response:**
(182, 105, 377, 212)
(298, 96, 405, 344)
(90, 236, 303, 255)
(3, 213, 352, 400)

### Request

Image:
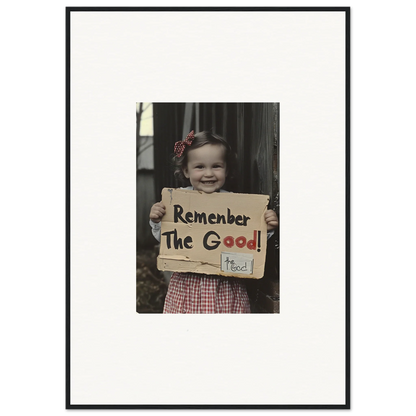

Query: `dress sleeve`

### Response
(149, 220, 161, 242)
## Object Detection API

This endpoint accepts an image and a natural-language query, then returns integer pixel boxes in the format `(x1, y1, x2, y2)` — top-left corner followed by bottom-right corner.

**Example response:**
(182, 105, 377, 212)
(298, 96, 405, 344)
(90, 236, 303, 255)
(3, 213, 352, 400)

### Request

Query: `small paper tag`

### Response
(221, 252, 254, 275)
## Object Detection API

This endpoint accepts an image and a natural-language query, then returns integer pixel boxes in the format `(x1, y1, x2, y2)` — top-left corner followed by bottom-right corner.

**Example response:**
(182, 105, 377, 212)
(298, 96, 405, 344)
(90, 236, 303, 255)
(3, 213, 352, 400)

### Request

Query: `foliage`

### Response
(136, 248, 168, 313)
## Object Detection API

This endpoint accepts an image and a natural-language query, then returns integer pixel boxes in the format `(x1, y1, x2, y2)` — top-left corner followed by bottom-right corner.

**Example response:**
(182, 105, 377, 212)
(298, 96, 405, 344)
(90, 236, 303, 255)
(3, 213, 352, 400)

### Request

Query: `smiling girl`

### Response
(149, 130, 278, 313)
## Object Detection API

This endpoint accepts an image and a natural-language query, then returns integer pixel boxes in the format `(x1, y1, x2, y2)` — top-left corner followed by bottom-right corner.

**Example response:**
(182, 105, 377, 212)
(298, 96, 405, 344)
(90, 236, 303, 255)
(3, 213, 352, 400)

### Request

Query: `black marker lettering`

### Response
(217, 214, 226, 224)
(203, 231, 221, 250)
(161, 230, 174, 249)
(185, 211, 193, 223)
(184, 236, 193, 249)
(161, 228, 193, 250)
(227, 208, 235, 225)
(208, 213, 216, 224)
(194, 212, 207, 224)
(257, 230, 261, 252)
(235, 215, 243, 225)
(173, 207, 250, 226)
(174, 205, 186, 223)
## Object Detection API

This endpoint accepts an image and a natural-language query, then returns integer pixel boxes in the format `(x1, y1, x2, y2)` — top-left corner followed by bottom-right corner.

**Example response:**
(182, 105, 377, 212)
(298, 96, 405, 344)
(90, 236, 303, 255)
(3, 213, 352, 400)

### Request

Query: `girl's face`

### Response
(183, 144, 227, 193)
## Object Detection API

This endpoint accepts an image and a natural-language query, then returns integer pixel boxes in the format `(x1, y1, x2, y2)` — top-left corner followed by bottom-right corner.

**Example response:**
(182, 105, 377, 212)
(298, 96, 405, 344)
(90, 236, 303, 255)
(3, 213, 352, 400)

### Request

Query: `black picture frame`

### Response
(61, 2, 357, 415)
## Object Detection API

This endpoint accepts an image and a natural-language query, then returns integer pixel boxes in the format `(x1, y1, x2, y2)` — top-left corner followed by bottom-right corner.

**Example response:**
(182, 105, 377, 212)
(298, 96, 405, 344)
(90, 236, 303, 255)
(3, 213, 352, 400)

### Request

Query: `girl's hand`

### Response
(149, 202, 166, 223)
(265, 209, 278, 231)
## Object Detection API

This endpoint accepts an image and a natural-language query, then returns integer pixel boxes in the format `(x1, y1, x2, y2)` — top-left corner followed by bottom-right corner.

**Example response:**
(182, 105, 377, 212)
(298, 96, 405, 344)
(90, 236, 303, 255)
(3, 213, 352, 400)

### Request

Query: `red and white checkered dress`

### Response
(163, 272, 251, 314)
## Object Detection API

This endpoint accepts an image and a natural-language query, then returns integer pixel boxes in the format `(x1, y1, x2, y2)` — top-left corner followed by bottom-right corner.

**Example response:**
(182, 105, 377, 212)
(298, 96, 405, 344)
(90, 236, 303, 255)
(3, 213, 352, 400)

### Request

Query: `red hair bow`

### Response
(173, 130, 195, 157)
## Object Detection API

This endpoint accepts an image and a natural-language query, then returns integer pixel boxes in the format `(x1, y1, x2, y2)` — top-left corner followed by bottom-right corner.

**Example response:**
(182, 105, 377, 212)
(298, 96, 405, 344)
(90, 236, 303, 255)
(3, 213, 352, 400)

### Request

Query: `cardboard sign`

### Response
(157, 188, 269, 279)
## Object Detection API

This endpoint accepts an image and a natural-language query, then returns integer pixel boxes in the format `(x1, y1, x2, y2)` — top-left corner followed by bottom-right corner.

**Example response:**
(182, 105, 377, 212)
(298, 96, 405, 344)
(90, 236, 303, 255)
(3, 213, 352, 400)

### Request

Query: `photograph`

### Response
(136, 102, 280, 314)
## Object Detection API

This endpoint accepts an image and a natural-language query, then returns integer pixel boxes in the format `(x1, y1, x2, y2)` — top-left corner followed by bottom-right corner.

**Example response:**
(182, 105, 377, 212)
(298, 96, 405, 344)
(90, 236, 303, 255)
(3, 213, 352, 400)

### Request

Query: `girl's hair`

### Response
(173, 130, 237, 188)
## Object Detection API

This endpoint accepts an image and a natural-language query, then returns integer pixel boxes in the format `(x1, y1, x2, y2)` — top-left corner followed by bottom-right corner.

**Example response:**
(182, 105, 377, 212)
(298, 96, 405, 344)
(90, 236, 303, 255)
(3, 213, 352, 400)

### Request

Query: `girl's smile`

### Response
(183, 144, 227, 193)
